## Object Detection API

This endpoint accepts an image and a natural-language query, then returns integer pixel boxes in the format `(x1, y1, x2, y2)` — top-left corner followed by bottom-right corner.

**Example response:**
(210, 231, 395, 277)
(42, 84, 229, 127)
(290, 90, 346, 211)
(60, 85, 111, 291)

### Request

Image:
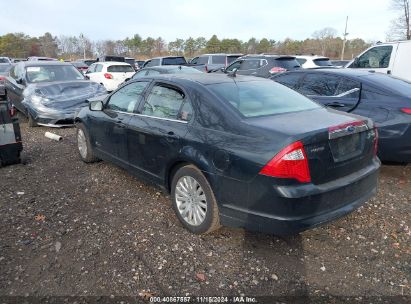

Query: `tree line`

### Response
(0, 29, 373, 61)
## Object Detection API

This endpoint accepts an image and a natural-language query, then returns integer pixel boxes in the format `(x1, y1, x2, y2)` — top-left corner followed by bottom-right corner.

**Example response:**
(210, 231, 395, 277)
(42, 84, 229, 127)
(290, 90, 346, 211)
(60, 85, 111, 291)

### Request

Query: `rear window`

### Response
(208, 80, 320, 118)
(168, 67, 203, 74)
(313, 58, 333, 66)
(162, 57, 187, 65)
(274, 58, 301, 70)
(363, 73, 411, 97)
(211, 55, 226, 64)
(107, 65, 134, 72)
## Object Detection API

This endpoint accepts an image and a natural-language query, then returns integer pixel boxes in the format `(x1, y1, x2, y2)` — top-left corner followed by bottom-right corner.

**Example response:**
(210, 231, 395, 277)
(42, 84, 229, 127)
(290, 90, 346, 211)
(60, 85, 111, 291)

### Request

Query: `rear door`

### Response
(126, 81, 193, 181)
(6, 64, 26, 113)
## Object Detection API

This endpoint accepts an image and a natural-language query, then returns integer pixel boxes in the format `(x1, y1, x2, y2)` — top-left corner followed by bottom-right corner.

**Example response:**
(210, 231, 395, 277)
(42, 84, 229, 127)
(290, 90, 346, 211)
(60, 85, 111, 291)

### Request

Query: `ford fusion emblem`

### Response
(346, 125, 356, 132)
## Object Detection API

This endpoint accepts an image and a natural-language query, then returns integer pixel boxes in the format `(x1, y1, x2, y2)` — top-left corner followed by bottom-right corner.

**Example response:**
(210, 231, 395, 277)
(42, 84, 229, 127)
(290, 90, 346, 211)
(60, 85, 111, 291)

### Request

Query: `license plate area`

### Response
(329, 132, 365, 162)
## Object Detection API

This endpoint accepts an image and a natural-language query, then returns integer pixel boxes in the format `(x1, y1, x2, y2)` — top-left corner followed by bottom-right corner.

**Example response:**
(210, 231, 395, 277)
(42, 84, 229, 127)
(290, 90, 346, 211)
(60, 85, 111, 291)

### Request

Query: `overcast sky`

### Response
(0, 0, 395, 42)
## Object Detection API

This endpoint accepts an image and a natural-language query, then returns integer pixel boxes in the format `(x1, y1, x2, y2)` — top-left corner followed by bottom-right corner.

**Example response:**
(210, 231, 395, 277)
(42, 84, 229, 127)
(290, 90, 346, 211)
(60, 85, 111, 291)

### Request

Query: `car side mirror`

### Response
(16, 78, 23, 84)
(89, 100, 103, 111)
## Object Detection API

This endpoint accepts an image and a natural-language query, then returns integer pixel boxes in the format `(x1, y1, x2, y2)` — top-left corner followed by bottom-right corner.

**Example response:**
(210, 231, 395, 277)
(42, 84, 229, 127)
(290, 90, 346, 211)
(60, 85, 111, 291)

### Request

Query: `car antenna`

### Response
(227, 68, 238, 78)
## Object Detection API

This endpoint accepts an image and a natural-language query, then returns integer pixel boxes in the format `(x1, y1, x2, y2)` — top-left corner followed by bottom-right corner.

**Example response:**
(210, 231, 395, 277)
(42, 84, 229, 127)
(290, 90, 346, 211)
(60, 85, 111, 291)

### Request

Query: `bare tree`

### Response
(388, 0, 410, 40)
(312, 27, 338, 56)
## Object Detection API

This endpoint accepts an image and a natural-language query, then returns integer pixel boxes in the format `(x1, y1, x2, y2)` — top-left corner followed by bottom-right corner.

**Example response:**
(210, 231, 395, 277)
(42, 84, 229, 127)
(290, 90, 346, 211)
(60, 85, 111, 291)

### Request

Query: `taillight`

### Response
(373, 127, 378, 156)
(269, 67, 287, 74)
(104, 73, 113, 79)
(0, 76, 5, 83)
(259, 141, 311, 183)
(401, 108, 411, 114)
(205, 65, 208, 73)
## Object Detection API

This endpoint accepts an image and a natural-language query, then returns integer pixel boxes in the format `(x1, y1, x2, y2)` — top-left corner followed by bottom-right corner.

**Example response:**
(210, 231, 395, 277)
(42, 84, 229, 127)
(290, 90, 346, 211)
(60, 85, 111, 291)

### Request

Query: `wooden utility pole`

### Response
(341, 16, 349, 60)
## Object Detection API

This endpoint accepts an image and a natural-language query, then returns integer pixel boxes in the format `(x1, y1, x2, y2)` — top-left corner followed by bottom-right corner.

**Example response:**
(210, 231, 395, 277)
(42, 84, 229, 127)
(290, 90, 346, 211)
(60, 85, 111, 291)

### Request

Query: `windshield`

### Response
(25, 65, 84, 83)
(274, 58, 301, 70)
(208, 80, 320, 118)
(163, 57, 187, 65)
(314, 58, 333, 66)
(107, 65, 134, 72)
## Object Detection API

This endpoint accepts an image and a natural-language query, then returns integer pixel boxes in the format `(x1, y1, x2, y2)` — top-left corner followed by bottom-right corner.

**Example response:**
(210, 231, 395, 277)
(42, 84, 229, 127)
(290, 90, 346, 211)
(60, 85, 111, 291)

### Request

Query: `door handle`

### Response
(115, 120, 126, 128)
(326, 102, 346, 108)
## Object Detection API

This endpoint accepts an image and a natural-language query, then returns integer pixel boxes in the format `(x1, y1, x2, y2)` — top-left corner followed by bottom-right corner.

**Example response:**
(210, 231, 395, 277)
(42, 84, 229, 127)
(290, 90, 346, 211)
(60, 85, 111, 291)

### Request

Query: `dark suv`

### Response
(219, 55, 301, 78)
(143, 56, 187, 68)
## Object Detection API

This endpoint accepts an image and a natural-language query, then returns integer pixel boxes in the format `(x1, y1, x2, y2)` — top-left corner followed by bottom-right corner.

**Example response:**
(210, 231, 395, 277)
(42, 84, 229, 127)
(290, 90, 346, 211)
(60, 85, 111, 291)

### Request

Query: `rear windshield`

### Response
(25, 65, 84, 83)
(313, 58, 333, 66)
(101, 56, 125, 62)
(162, 57, 187, 65)
(107, 65, 134, 72)
(211, 55, 226, 64)
(274, 58, 301, 70)
(208, 80, 320, 118)
(227, 55, 241, 64)
(0, 65, 12, 73)
(363, 73, 411, 97)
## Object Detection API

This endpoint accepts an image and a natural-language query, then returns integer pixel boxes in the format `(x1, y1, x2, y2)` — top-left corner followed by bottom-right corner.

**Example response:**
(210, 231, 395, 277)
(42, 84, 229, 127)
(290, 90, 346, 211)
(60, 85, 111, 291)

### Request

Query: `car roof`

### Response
(149, 56, 185, 59)
(134, 73, 268, 85)
(94, 62, 131, 66)
(143, 65, 196, 70)
(240, 54, 296, 59)
(295, 55, 330, 60)
(276, 68, 378, 78)
(19, 61, 73, 67)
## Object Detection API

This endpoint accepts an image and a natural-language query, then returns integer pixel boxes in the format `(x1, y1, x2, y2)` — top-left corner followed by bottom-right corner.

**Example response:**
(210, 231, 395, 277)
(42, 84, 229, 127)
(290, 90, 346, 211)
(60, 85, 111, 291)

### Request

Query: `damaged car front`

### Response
(22, 80, 107, 127)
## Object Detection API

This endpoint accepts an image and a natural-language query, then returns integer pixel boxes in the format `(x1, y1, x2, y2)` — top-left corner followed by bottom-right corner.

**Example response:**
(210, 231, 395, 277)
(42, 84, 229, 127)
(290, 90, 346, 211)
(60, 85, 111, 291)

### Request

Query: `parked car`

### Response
(143, 56, 187, 68)
(27, 56, 58, 61)
(0, 98, 22, 167)
(331, 60, 350, 68)
(131, 65, 203, 80)
(136, 60, 146, 70)
(346, 41, 411, 82)
(189, 53, 243, 72)
(4, 61, 107, 127)
(0, 57, 12, 64)
(296, 55, 334, 69)
(0, 63, 13, 97)
(72, 61, 89, 74)
(85, 62, 135, 91)
(125, 57, 136, 70)
(75, 73, 379, 235)
(272, 69, 411, 162)
(96, 55, 125, 63)
(216, 55, 301, 78)
(76, 59, 96, 66)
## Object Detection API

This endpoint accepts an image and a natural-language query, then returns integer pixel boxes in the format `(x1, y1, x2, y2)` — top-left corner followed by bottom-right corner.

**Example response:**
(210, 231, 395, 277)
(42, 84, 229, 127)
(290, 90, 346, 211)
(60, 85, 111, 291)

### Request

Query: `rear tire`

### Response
(76, 124, 99, 163)
(171, 165, 220, 234)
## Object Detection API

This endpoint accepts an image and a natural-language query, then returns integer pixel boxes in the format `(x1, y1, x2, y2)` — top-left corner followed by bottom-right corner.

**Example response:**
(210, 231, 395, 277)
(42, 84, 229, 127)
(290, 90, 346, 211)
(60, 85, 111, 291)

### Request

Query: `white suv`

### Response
(295, 55, 333, 69)
(85, 62, 135, 91)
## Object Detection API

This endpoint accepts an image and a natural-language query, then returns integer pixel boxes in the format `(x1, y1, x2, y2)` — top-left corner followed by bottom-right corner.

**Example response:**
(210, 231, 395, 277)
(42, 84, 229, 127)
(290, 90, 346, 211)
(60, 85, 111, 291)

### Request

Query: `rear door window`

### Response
(226, 61, 241, 72)
(106, 81, 149, 113)
(142, 84, 185, 120)
(239, 59, 261, 70)
(211, 55, 226, 64)
(335, 78, 361, 98)
(299, 74, 340, 96)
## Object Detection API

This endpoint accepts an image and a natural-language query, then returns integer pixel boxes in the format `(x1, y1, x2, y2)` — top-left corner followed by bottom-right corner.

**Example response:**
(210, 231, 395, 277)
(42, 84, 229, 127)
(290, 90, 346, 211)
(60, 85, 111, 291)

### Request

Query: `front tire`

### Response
(76, 124, 99, 163)
(171, 165, 220, 234)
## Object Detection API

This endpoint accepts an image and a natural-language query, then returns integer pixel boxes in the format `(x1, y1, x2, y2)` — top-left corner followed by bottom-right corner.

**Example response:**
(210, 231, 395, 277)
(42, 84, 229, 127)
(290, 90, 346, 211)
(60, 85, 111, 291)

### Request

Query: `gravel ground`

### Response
(0, 117, 410, 302)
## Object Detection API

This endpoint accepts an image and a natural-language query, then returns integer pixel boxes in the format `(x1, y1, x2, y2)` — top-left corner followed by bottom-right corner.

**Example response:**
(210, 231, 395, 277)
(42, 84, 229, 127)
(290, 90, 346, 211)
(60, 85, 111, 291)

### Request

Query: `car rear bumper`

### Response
(219, 158, 380, 235)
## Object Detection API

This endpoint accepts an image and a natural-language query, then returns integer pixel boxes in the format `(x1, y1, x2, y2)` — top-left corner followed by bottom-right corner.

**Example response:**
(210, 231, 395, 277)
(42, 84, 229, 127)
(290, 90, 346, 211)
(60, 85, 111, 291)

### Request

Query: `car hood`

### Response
(22, 81, 107, 111)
